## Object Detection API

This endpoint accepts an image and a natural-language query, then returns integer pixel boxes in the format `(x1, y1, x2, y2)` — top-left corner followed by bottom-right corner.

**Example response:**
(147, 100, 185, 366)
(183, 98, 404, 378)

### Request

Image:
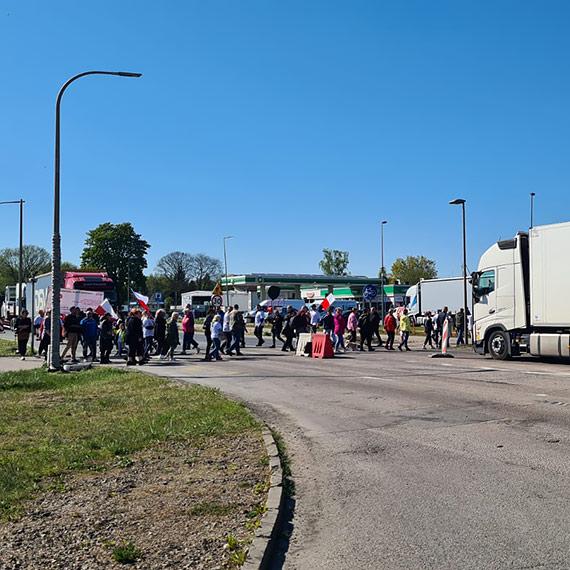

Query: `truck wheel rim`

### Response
(491, 336, 504, 355)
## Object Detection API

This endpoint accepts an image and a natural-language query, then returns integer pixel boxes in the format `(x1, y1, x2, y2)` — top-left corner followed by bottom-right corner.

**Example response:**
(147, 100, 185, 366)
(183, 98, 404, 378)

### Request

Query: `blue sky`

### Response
(2, 1, 570, 280)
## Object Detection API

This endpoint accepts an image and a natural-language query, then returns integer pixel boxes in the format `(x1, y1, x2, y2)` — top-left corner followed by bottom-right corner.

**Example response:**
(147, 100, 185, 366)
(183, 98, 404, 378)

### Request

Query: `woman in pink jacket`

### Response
(346, 307, 358, 343)
(334, 308, 347, 353)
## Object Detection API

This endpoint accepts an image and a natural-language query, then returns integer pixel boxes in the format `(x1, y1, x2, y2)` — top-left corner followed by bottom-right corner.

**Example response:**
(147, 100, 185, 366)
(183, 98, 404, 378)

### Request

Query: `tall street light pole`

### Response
(0, 200, 24, 315)
(223, 236, 234, 308)
(530, 192, 536, 228)
(49, 71, 142, 371)
(380, 220, 387, 324)
(449, 199, 469, 343)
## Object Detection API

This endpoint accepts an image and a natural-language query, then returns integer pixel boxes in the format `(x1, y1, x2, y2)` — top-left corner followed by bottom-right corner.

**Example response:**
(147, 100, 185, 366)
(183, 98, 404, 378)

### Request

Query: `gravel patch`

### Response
(0, 433, 268, 569)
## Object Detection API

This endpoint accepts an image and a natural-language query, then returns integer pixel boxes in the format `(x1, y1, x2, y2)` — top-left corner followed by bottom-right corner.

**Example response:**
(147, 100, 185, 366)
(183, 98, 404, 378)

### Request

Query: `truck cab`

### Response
(472, 233, 529, 359)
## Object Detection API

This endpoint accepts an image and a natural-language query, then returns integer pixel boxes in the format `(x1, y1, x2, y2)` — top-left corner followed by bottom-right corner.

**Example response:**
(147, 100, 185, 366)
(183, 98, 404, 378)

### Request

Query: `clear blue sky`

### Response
(2, 1, 570, 279)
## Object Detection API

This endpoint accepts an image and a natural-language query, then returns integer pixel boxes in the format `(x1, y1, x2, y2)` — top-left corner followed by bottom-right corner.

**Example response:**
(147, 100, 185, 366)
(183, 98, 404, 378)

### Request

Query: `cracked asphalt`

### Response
(140, 335, 570, 569)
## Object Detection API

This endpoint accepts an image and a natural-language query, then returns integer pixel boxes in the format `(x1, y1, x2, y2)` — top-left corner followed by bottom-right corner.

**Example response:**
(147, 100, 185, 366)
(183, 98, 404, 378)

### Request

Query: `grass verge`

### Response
(0, 367, 259, 519)
(270, 428, 295, 497)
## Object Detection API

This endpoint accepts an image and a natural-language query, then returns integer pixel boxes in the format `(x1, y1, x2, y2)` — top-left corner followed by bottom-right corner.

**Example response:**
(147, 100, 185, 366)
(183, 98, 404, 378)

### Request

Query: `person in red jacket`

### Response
(383, 309, 397, 351)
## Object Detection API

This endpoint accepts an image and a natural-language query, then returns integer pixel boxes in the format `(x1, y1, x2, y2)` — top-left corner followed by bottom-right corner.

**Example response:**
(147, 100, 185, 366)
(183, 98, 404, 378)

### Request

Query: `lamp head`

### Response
(530, 192, 536, 197)
(116, 72, 142, 77)
(381, 220, 388, 225)
(449, 199, 466, 205)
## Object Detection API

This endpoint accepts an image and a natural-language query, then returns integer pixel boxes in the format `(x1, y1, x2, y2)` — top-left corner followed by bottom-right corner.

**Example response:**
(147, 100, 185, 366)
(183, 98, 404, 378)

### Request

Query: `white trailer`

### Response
(473, 221, 570, 360)
(406, 277, 471, 324)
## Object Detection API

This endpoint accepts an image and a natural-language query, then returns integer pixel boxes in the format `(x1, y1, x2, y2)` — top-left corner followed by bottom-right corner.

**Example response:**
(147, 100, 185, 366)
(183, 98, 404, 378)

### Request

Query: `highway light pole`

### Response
(449, 198, 469, 343)
(380, 220, 387, 324)
(0, 200, 24, 315)
(530, 192, 536, 228)
(49, 71, 142, 371)
(223, 236, 234, 308)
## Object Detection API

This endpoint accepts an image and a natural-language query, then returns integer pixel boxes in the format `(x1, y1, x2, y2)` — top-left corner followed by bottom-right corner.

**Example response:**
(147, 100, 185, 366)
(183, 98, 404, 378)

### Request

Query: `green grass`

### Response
(0, 337, 36, 357)
(112, 540, 142, 564)
(0, 367, 259, 518)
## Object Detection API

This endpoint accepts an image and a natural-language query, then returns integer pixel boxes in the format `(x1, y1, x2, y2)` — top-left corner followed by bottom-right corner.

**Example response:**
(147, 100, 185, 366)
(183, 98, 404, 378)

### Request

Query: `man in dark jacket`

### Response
(455, 308, 465, 345)
(61, 307, 82, 362)
(99, 313, 114, 363)
(369, 307, 383, 347)
(358, 309, 374, 351)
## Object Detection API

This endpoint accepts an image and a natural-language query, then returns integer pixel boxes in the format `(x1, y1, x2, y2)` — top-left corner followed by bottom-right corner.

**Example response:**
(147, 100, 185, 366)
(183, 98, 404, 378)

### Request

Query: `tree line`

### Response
(0, 222, 222, 307)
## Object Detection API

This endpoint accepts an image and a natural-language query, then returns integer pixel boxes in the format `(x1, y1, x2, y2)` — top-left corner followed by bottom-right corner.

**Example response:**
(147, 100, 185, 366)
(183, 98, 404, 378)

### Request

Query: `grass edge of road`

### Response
(0, 366, 262, 520)
(270, 428, 295, 497)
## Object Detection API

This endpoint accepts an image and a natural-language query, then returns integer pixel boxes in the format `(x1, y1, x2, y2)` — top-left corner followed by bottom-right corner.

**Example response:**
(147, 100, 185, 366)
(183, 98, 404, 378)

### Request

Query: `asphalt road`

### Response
(141, 335, 570, 569)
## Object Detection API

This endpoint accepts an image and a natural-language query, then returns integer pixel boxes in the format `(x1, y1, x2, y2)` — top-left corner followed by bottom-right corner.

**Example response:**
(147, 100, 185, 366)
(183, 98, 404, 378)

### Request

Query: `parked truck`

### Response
(472, 221, 570, 360)
(405, 277, 471, 325)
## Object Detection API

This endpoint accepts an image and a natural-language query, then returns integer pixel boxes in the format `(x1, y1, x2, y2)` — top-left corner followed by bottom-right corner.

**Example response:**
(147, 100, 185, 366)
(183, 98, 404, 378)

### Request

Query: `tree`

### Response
(80, 222, 150, 305)
(319, 249, 350, 276)
(189, 253, 222, 290)
(0, 245, 51, 290)
(390, 255, 437, 285)
(61, 261, 79, 272)
(154, 251, 194, 307)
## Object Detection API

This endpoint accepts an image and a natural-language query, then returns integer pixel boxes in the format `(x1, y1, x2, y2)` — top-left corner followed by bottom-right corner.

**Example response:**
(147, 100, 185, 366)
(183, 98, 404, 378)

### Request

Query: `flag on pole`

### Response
(131, 289, 150, 313)
(320, 293, 335, 312)
(94, 298, 119, 320)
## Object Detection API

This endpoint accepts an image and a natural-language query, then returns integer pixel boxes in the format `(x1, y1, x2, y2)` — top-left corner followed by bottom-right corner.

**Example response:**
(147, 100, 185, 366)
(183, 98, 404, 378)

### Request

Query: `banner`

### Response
(131, 289, 150, 313)
(46, 288, 105, 314)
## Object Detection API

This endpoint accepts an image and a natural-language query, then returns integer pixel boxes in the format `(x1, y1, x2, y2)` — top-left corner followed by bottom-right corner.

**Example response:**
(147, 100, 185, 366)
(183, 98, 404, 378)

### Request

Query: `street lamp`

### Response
(0, 200, 24, 315)
(449, 198, 469, 343)
(223, 236, 234, 307)
(530, 192, 536, 228)
(49, 71, 142, 371)
(380, 220, 387, 324)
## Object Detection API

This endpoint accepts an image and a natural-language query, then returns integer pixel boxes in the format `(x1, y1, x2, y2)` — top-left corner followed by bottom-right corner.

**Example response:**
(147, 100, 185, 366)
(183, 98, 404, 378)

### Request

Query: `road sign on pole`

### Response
(211, 295, 223, 307)
(363, 284, 378, 302)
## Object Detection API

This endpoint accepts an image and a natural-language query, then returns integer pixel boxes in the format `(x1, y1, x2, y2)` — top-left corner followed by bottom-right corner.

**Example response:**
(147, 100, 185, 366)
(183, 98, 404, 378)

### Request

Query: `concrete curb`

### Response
(243, 426, 284, 570)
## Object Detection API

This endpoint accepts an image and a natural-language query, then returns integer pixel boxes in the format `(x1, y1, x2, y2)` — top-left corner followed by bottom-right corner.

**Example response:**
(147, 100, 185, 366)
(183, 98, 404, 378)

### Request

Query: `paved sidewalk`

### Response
(0, 355, 44, 373)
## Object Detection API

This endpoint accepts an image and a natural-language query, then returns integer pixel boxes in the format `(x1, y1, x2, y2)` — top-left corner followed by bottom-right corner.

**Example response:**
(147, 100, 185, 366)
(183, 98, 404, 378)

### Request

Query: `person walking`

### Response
(126, 310, 144, 366)
(358, 309, 374, 351)
(81, 310, 99, 362)
(334, 307, 346, 353)
(254, 304, 266, 346)
(221, 306, 233, 354)
(347, 307, 358, 343)
(37, 310, 51, 359)
(423, 311, 434, 349)
(142, 311, 155, 361)
(99, 313, 114, 363)
(228, 304, 244, 356)
(115, 321, 126, 357)
(398, 308, 412, 351)
(165, 312, 180, 361)
(210, 314, 223, 361)
(154, 309, 167, 358)
(203, 309, 215, 361)
(181, 308, 200, 354)
(455, 308, 465, 345)
(293, 306, 311, 339)
(14, 309, 32, 360)
(384, 309, 397, 350)
(61, 307, 82, 363)
(309, 304, 320, 333)
(282, 307, 296, 352)
(370, 307, 383, 347)
(322, 307, 335, 345)
(269, 308, 285, 348)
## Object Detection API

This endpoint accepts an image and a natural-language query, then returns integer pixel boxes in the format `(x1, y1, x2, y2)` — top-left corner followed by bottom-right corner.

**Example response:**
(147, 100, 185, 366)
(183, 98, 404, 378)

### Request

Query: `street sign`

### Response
(212, 283, 223, 296)
(363, 284, 378, 302)
(211, 295, 223, 307)
(154, 291, 163, 302)
(267, 285, 281, 300)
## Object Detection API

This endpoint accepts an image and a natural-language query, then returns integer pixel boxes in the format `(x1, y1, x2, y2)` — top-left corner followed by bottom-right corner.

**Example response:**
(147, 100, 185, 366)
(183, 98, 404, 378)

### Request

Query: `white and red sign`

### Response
(46, 288, 105, 314)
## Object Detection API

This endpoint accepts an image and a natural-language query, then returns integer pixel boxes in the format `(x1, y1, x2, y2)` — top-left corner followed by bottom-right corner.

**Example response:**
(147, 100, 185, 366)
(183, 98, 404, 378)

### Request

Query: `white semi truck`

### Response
(406, 277, 471, 324)
(472, 221, 570, 360)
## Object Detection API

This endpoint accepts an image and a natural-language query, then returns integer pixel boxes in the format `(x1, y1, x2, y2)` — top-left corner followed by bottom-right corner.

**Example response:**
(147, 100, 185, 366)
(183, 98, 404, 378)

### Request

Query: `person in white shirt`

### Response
(309, 304, 320, 333)
(210, 315, 223, 360)
(221, 306, 233, 354)
(254, 304, 266, 346)
(142, 311, 155, 361)
(33, 310, 44, 339)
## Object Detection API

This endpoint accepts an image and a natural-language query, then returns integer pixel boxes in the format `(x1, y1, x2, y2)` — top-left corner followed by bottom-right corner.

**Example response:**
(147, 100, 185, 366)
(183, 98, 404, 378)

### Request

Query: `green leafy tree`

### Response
(189, 253, 222, 290)
(80, 222, 150, 305)
(390, 255, 437, 285)
(154, 251, 194, 307)
(319, 249, 350, 276)
(0, 245, 51, 290)
(60, 261, 79, 272)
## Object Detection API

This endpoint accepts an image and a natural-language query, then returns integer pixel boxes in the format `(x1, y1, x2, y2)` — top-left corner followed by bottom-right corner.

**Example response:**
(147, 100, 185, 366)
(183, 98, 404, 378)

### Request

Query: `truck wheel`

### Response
(488, 330, 510, 360)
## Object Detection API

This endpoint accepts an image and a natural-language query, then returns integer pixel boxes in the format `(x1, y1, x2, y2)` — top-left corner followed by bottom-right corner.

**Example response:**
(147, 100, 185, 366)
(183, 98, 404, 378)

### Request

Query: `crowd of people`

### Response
(9, 301, 471, 364)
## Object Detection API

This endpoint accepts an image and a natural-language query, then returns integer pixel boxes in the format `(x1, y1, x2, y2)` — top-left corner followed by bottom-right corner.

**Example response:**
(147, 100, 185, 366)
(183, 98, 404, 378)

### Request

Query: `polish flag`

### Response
(320, 293, 335, 312)
(94, 298, 119, 320)
(131, 289, 150, 313)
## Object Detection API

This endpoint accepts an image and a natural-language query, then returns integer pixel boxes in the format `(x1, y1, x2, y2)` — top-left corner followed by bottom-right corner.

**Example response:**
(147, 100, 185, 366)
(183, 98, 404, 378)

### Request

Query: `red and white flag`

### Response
(94, 298, 119, 320)
(131, 289, 150, 313)
(320, 293, 335, 312)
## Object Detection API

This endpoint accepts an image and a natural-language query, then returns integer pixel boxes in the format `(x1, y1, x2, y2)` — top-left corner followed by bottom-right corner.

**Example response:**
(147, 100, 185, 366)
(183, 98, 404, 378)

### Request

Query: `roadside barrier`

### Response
(311, 333, 335, 359)
(296, 333, 312, 356)
(430, 319, 454, 359)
